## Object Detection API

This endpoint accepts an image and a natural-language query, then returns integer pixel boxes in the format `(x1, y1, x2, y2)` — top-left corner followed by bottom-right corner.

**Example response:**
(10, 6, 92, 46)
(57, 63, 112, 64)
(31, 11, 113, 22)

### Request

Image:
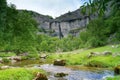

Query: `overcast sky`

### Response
(7, 0, 87, 18)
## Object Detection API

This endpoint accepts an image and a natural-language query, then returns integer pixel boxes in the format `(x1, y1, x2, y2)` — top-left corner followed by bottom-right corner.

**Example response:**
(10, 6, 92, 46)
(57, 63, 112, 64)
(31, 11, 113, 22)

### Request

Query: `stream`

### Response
(35, 64, 114, 80)
(5, 60, 114, 80)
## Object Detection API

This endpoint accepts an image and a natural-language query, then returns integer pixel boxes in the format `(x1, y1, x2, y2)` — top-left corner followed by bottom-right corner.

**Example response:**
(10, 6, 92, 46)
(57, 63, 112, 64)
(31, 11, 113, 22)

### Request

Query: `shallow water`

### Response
(35, 64, 114, 80)
(5, 60, 114, 80)
(66, 70, 113, 80)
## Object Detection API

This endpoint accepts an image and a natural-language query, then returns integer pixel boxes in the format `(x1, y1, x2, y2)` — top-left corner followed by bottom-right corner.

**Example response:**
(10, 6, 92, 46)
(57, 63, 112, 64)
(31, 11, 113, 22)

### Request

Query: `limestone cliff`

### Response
(20, 9, 96, 38)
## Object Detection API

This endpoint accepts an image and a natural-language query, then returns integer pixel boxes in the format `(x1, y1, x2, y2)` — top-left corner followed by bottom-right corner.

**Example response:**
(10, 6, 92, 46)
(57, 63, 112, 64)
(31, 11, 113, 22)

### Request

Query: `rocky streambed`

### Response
(34, 64, 114, 80)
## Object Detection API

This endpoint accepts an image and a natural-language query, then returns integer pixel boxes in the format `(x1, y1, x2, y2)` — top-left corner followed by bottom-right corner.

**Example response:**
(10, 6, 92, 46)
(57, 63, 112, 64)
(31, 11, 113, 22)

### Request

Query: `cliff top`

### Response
(19, 8, 88, 22)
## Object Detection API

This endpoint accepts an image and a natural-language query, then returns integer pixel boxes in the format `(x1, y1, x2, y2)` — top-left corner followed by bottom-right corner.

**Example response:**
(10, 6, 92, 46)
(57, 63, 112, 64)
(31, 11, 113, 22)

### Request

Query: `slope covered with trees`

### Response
(0, 0, 37, 54)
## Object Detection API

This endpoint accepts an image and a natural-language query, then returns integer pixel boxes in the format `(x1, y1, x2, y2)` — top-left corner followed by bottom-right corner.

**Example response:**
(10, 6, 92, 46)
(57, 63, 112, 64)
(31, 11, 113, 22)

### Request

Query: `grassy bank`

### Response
(107, 76, 120, 80)
(0, 68, 46, 80)
(48, 44, 120, 68)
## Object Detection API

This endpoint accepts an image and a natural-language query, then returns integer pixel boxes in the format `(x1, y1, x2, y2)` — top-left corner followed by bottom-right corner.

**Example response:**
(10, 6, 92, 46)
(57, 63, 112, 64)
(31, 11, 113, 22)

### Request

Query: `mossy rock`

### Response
(33, 72, 48, 80)
(85, 60, 108, 68)
(114, 65, 120, 75)
(54, 73, 68, 77)
(54, 59, 66, 66)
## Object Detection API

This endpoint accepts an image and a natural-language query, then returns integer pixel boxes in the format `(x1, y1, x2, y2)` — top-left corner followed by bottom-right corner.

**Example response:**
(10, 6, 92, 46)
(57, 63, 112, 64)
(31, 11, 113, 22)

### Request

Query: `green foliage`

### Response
(0, 0, 7, 43)
(87, 18, 108, 47)
(82, 0, 120, 16)
(0, 2, 38, 54)
(27, 54, 39, 59)
(40, 41, 49, 51)
(0, 52, 16, 57)
(36, 34, 81, 52)
(79, 18, 108, 48)
(2, 58, 10, 63)
(107, 76, 120, 80)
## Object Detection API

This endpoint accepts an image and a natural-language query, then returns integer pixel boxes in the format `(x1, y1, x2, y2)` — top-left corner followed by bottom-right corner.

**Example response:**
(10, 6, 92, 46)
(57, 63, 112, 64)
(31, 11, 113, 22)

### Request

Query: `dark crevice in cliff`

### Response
(58, 22, 64, 39)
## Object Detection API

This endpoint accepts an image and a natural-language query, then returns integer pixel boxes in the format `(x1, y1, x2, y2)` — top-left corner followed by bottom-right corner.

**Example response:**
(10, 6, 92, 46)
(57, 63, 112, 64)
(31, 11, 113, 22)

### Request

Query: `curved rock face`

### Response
(20, 9, 97, 38)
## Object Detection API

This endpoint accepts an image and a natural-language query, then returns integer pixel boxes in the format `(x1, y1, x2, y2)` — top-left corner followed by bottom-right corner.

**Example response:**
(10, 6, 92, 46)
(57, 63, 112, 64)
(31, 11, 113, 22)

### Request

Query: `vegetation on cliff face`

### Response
(0, 0, 37, 54)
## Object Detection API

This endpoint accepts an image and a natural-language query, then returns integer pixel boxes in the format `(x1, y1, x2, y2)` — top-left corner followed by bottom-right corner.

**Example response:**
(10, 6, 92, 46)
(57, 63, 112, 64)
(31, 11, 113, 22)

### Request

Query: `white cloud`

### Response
(7, 0, 82, 18)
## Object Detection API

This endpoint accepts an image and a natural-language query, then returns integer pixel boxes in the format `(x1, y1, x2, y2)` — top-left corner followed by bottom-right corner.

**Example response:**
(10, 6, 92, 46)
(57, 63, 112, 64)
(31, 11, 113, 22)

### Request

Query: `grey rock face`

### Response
(20, 9, 96, 38)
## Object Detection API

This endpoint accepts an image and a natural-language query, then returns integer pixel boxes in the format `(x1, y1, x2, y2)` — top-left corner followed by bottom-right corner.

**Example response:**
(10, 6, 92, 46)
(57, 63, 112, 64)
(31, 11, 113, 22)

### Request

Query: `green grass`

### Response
(107, 76, 120, 80)
(0, 68, 46, 80)
(0, 52, 16, 57)
(48, 44, 120, 68)
(25, 53, 39, 60)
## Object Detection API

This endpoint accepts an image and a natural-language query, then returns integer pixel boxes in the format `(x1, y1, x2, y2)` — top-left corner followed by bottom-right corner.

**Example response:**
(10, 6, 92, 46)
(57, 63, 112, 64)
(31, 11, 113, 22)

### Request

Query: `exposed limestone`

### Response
(102, 51, 112, 55)
(0, 66, 10, 70)
(20, 9, 96, 38)
(40, 54, 48, 59)
(8, 56, 21, 61)
(88, 52, 101, 58)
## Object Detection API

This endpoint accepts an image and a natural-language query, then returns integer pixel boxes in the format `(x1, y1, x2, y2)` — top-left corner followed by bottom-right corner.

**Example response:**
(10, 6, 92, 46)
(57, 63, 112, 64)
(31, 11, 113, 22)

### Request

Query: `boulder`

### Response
(19, 52, 29, 56)
(13, 56, 21, 61)
(112, 53, 120, 57)
(102, 51, 112, 56)
(1, 66, 10, 69)
(88, 52, 100, 58)
(114, 65, 120, 75)
(9, 56, 21, 61)
(33, 72, 48, 80)
(54, 72, 68, 77)
(11, 60, 17, 63)
(54, 59, 66, 66)
(40, 54, 47, 59)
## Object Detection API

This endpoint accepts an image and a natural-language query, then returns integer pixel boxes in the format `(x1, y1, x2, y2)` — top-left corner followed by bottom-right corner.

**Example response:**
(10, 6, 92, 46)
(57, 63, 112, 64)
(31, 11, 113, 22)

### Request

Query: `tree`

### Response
(0, 0, 7, 43)
(11, 11, 37, 52)
(81, 0, 120, 16)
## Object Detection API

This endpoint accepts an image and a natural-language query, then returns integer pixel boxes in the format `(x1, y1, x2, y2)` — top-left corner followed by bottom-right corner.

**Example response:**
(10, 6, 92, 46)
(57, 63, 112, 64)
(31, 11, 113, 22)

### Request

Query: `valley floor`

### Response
(0, 44, 120, 80)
